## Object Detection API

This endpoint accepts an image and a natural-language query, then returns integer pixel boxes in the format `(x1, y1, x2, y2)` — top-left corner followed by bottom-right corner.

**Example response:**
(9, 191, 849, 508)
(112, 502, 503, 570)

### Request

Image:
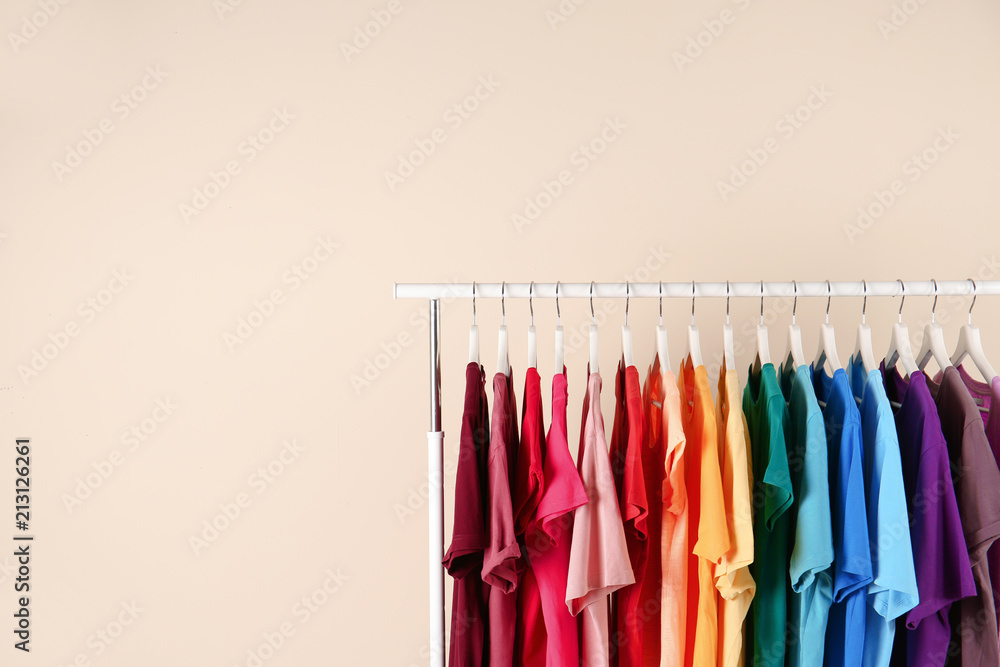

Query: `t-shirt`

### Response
(680, 358, 728, 667)
(779, 362, 834, 667)
(659, 365, 689, 667)
(814, 365, 872, 667)
(528, 368, 589, 667)
(928, 366, 1000, 667)
(742, 362, 794, 667)
(882, 364, 974, 667)
(949, 364, 1000, 631)
(514, 367, 548, 666)
(483, 370, 523, 667)
(566, 371, 635, 667)
(609, 362, 649, 667)
(443, 363, 491, 667)
(847, 356, 918, 667)
(639, 355, 669, 665)
(715, 363, 756, 667)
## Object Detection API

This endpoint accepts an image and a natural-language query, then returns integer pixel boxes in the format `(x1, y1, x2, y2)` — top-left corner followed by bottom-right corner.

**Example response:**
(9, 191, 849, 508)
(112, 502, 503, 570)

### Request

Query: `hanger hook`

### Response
(825, 280, 832, 324)
(590, 281, 595, 324)
(555, 281, 561, 324)
(472, 281, 477, 325)
(861, 279, 868, 325)
(792, 280, 798, 325)
(691, 280, 696, 325)
(529, 281, 535, 326)
(726, 281, 731, 325)
(658, 281, 663, 325)
(760, 280, 765, 325)
(968, 278, 977, 325)
(896, 279, 906, 323)
(930, 278, 938, 324)
(625, 281, 630, 326)
(501, 281, 506, 324)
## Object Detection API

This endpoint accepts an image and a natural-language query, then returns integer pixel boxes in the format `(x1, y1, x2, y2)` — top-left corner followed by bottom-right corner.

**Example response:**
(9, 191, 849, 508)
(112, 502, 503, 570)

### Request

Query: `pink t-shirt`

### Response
(483, 370, 523, 667)
(526, 369, 589, 666)
(659, 366, 688, 667)
(566, 371, 635, 667)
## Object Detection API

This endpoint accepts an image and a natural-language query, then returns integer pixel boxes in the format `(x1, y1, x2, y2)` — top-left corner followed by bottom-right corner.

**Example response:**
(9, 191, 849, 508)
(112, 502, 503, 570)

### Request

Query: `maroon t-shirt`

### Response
(443, 363, 491, 667)
(483, 369, 522, 667)
(929, 367, 1000, 666)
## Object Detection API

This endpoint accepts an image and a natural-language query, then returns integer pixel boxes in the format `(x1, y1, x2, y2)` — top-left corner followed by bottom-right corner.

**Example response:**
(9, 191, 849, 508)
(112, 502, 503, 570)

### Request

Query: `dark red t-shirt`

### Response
(609, 361, 649, 666)
(443, 362, 491, 667)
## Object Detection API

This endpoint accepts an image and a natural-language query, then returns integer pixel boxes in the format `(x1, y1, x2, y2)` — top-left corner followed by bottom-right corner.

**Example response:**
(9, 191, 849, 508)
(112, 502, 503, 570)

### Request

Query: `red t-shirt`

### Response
(443, 363, 491, 667)
(609, 361, 649, 666)
(514, 367, 548, 666)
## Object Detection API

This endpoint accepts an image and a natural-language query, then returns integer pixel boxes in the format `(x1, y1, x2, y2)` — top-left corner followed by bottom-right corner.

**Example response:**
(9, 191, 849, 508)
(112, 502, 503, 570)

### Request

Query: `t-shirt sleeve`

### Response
(789, 409, 834, 592)
(482, 445, 522, 592)
(905, 435, 975, 629)
(957, 419, 1000, 564)
(833, 420, 873, 602)
(444, 409, 488, 578)
(694, 416, 729, 563)
(761, 400, 793, 530)
(867, 421, 918, 621)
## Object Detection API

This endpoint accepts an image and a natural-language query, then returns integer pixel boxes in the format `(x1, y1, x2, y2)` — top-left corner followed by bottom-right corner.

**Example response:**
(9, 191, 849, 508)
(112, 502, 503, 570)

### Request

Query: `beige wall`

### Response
(4, 0, 1000, 664)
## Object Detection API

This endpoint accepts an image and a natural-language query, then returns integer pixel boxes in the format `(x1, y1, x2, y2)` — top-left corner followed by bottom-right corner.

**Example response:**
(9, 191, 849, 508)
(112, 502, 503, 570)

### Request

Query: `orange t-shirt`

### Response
(715, 365, 755, 667)
(678, 358, 728, 667)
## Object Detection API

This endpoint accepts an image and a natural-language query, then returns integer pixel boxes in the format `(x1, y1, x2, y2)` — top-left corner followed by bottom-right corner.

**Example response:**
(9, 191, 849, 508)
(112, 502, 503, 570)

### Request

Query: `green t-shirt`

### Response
(742, 363, 794, 667)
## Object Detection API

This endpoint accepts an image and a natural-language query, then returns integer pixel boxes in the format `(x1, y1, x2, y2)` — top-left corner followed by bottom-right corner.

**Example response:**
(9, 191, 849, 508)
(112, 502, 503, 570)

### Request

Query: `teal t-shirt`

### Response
(847, 356, 919, 667)
(743, 363, 794, 667)
(780, 362, 835, 667)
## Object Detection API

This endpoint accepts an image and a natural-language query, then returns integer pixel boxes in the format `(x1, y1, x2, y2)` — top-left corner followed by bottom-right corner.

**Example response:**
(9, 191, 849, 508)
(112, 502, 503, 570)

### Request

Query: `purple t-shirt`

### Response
(882, 365, 975, 667)
(443, 363, 491, 667)
(928, 366, 1000, 666)
(949, 364, 1000, 631)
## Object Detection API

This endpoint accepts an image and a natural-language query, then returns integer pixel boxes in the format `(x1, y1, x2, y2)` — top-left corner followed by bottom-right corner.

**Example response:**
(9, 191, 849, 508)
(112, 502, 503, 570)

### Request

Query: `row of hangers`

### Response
(467, 279, 998, 384)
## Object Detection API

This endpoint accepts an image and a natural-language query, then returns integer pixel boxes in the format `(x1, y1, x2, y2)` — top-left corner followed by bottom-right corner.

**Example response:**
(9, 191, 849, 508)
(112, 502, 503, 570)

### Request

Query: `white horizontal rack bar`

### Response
(394, 280, 1000, 300)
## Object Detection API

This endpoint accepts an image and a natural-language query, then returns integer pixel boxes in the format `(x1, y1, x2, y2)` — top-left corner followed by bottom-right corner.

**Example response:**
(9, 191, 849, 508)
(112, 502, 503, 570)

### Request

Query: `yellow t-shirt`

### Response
(678, 358, 729, 667)
(715, 364, 756, 667)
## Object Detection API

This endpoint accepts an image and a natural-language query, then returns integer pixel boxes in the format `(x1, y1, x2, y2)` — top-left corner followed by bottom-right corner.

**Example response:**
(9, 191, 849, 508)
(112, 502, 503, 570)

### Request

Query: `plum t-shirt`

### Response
(928, 366, 1000, 667)
(483, 370, 523, 667)
(949, 364, 1000, 631)
(443, 363, 491, 667)
(609, 361, 649, 667)
(526, 368, 589, 667)
(882, 364, 975, 667)
(566, 371, 635, 667)
(514, 367, 548, 666)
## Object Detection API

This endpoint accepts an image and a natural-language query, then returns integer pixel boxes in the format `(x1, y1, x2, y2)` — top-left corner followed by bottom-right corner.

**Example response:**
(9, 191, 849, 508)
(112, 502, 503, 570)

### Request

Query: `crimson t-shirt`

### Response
(443, 363, 491, 667)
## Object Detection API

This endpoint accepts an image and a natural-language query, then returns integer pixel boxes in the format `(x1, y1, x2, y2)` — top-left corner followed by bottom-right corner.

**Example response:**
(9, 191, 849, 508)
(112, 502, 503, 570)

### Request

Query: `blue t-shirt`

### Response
(848, 356, 919, 667)
(814, 365, 872, 667)
(781, 362, 835, 667)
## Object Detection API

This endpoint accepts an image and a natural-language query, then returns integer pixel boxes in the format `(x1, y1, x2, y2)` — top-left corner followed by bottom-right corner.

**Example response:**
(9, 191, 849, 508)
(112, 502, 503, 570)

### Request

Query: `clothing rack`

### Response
(392, 279, 1000, 667)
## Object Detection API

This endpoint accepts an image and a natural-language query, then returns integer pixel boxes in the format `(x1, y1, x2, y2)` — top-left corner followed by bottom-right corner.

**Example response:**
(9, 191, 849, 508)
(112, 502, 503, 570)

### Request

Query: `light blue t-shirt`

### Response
(814, 364, 872, 667)
(780, 362, 835, 667)
(848, 356, 919, 667)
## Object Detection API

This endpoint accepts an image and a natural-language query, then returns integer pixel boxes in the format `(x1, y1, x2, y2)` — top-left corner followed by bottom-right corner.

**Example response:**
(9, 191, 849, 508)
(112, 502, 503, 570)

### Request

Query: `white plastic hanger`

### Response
(753, 280, 772, 373)
(589, 282, 600, 374)
(527, 281, 537, 369)
(469, 281, 480, 365)
(916, 279, 953, 373)
(853, 279, 877, 375)
(684, 281, 704, 367)
(722, 281, 735, 372)
(951, 278, 998, 381)
(497, 281, 510, 376)
(622, 282, 634, 367)
(657, 281, 671, 375)
(554, 281, 565, 373)
(785, 280, 806, 368)
(885, 279, 920, 378)
(814, 280, 843, 374)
